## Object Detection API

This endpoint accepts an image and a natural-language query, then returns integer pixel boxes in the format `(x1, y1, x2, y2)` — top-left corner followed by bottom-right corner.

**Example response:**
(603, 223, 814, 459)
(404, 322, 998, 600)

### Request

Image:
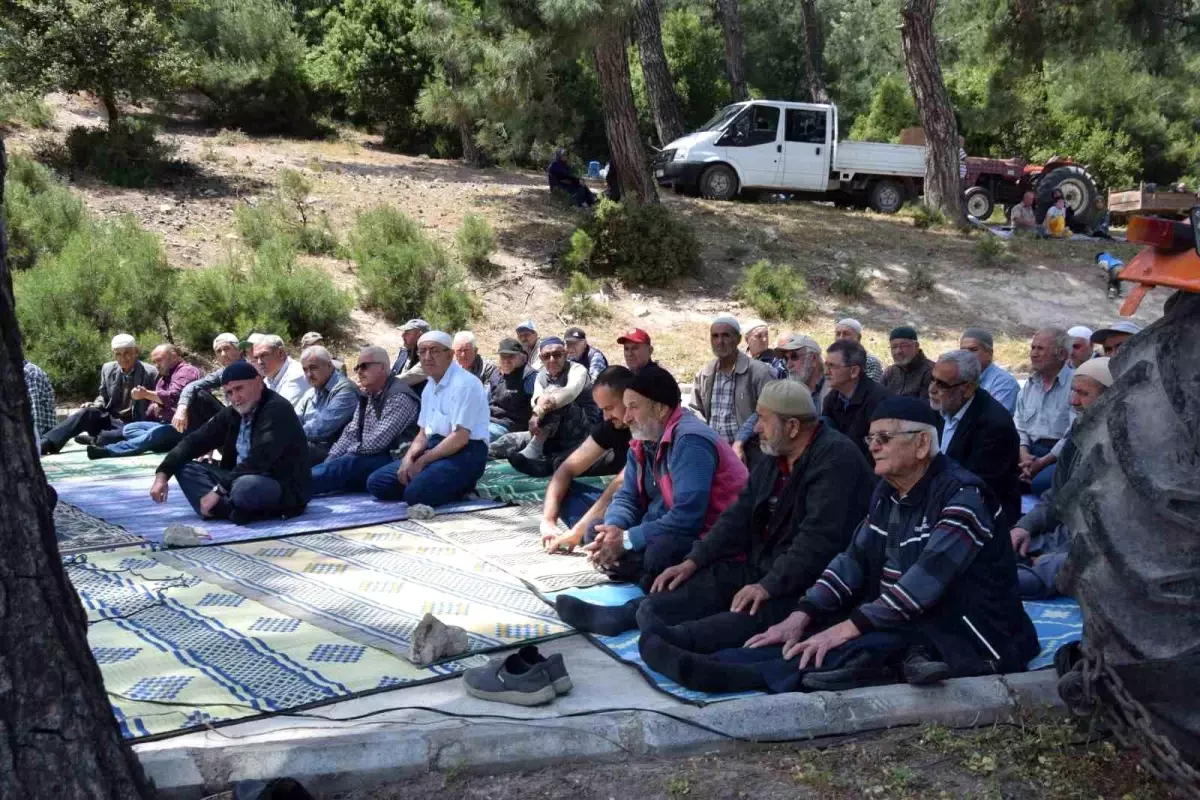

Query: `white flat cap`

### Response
(213, 332, 239, 349)
(110, 333, 136, 349)
(835, 318, 863, 333)
(1066, 325, 1093, 340)
(418, 330, 453, 349)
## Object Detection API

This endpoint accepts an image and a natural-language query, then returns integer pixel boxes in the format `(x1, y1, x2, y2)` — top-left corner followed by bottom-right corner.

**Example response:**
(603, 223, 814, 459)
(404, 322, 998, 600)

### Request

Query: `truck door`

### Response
(716, 104, 783, 188)
(781, 107, 830, 191)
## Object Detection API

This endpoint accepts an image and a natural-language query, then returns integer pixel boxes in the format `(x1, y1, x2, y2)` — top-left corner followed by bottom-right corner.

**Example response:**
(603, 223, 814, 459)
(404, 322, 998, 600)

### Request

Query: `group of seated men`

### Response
(29, 311, 1143, 692)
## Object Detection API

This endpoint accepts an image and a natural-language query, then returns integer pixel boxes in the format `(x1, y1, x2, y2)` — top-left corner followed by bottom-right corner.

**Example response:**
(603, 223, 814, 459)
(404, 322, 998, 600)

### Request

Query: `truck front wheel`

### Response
(700, 165, 738, 201)
(868, 180, 905, 214)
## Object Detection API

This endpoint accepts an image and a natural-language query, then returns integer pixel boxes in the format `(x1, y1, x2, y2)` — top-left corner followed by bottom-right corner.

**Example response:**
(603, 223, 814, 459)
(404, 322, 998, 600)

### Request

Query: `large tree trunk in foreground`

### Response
(633, 0, 686, 146)
(900, 0, 967, 228)
(0, 138, 154, 798)
(593, 16, 659, 204)
(714, 0, 748, 102)
(800, 0, 829, 103)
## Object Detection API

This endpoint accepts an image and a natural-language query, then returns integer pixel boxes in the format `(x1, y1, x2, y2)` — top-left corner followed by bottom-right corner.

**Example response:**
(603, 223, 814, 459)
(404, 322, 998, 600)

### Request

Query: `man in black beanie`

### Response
(882, 325, 934, 400)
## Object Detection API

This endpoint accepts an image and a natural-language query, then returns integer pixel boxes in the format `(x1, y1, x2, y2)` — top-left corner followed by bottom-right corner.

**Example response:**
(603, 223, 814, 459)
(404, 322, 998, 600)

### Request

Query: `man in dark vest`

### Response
(487, 338, 536, 442)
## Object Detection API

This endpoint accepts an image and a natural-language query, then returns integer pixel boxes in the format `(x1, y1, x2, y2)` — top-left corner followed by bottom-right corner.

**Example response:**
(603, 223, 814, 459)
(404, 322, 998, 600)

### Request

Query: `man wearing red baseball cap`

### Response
(617, 328, 655, 373)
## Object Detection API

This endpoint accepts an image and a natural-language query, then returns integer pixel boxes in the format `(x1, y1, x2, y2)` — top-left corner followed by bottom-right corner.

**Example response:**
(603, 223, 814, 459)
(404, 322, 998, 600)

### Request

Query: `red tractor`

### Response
(963, 155, 1105, 229)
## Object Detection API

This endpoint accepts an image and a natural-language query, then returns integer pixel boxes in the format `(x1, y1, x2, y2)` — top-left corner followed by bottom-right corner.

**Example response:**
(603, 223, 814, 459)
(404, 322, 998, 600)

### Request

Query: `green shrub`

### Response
(2, 156, 87, 270)
(908, 202, 945, 230)
(562, 228, 595, 272)
(563, 199, 700, 286)
(455, 213, 496, 274)
(733, 259, 816, 321)
(58, 120, 184, 187)
(422, 274, 479, 332)
(974, 235, 1017, 268)
(234, 168, 338, 255)
(830, 262, 871, 300)
(0, 85, 54, 129)
(560, 271, 611, 321)
(905, 263, 936, 296)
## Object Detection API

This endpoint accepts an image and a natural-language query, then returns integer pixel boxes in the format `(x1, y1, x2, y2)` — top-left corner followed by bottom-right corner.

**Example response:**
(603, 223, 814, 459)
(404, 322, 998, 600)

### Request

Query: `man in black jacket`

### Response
(633, 380, 874, 651)
(150, 360, 311, 525)
(822, 339, 891, 464)
(930, 350, 1021, 525)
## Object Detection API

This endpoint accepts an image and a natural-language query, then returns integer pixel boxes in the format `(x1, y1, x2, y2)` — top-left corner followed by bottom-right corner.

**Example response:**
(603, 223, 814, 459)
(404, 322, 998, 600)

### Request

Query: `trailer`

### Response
(1107, 184, 1199, 225)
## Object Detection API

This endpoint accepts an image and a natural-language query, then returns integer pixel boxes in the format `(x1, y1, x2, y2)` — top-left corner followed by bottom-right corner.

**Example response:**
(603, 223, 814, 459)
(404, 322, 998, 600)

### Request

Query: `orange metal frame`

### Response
(1118, 247, 1200, 315)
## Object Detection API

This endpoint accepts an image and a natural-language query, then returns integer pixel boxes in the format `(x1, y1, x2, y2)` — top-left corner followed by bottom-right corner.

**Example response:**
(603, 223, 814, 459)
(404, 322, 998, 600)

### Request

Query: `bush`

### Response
(455, 213, 496, 274)
(908, 202, 945, 230)
(0, 85, 54, 129)
(905, 263, 936, 296)
(234, 168, 338, 255)
(733, 259, 816, 321)
(57, 120, 184, 187)
(2, 156, 87, 270)
(563, 199, 700, 286)
(560, 271, 611, 322)
(830, 262, 871, 300)
(974, 235, 1017, 268)
(422, 275, 479, 332)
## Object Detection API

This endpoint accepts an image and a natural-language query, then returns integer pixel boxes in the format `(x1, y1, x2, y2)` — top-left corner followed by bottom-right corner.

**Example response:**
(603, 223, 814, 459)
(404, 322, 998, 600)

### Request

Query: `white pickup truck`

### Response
(652, 100, 926, 213)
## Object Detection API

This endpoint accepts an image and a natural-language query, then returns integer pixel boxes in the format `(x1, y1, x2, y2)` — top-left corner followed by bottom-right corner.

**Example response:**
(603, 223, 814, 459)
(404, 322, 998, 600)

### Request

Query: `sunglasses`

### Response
(353, 361, 383, 373)
(542, 351, 567, 360)
(863, 430, 924, 447)
(785, 351, 808, 361)
(929, 377, 967, 391)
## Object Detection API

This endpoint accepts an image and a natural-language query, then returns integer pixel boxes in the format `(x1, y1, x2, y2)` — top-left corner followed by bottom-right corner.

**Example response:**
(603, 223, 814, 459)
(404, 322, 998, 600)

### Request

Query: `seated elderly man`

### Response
(1010, 358, 1112, 599)
(300, 331, 345, 374)
(150, 361, 311, 526)
(540, 366, 636, 553)
(487, 338, 536, 442)
(310, 346, 420, 494)
(1090, 321, 1141, 357)
(633, 381, 874, 652)
(251, 335, 308, 408)
(1015, 328, 1074, 497)
(23, 360, 55, 440)
(565, 327, 608, 380)
(1066, 326, 1094, 368)
(40, 334, 157, 455)
(689, 315, 774, 444)
(390, 319, 431, 391)
(547, 148, 596, 208)
(833, 318, 884, 382)
(296, 345, 360, 466)
(733, 333, 824, 463)
(515, 320, 543, 371)
(743, 320, 786, 379)
(1010, 190, 1037, 233)
(618, 328, 655, 373)
(822, 340, 891, 463)
(453, 331, 499, 388)
(86, 344, 206, 460)
(958, 327, 1019, 414)
(882, 325, 934, 399)
(172, 333, 245, 433)
(366, 332, 490, 505)
(639, 397, 1039, 694)
(929, 350, 1021, 524)
(554, 363, 749, 635)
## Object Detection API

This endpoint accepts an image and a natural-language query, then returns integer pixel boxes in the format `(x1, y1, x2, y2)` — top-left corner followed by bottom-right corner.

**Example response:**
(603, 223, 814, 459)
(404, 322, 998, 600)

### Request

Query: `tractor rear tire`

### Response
(868, 179, 905, 214)
(964, 186, 995, 220)
(1036, 165, 1103, 229)
(1056, 289, 1200, 764)
(699, 165, 738, 201)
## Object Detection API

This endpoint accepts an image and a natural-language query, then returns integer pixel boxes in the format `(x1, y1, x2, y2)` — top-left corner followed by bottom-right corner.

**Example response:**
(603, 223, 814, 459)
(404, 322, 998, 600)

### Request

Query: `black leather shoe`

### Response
(901, 646, 951, 686)
(74, 434, 94, 446)
(86, 444, 114, 460)
(800, 651, 897, 691)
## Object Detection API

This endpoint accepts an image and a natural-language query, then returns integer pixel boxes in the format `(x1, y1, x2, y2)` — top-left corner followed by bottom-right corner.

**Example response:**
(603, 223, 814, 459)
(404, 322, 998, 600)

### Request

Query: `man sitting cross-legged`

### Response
(453, 331, 499, 389)
(638, 397, 1038, 694)
(296, 345, 361, 466)
(554, 363, 749, 635)
(487, 338, 536, 443)
(309, 346, 420, 495)
(172, 333, 246, 434)
(150, 361, 311, 525)
(251, 335, 309, 409)
(734, 333, 825, 464)
(632, 380, 874, 653)
(822, 339, 891, 464)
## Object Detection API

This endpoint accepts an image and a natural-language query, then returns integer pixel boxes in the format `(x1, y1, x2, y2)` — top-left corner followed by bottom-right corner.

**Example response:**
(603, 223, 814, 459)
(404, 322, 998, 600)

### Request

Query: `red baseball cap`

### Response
(617, 328, 651, 346)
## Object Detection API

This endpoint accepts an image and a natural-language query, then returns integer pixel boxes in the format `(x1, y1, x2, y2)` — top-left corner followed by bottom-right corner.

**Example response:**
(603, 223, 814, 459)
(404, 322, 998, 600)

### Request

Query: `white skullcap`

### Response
(711, 314, 741, 334)
(743, 318, 768, 333)
(213, 332, 239, 349)
(1067, 325, 1093, 340)
(1074, 356, 1113, 388)
(835, 318, 863, 333)
(418, 330, 453, 349)
(110, 333, 136, 349)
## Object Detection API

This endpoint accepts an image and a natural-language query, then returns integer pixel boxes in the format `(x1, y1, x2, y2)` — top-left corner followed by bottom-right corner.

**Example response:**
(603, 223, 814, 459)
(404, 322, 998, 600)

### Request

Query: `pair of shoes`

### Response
(162, 523, 213, 548)
(74, 434, 94, 446)
(85, 444, 114, 460)
(462, 645, 571, 706)
(508, 452, 554, 478)
(800, 650, 898, 692)
(901, 646, 950, 686)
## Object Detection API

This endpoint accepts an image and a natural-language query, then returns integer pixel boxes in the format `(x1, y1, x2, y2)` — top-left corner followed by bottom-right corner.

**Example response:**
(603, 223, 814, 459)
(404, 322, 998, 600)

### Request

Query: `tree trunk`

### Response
(633, 0, 686, 146)
(0, 137, 155, 799)
(713, 0, 748, 102)
(593, 16, 659, 205)
(799, 0, 829, 103)
(456, 115, 485, 167)
(100, 89, 120, 131)
(900, 0, 967, 228)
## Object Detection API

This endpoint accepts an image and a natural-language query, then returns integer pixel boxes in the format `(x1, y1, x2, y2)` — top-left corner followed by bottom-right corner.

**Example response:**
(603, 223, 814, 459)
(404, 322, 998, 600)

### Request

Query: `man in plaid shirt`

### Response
(24, 360, 55, 437)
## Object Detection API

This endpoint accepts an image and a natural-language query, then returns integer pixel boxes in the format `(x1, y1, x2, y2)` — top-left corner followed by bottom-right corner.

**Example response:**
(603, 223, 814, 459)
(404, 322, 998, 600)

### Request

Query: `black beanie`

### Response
(628, 362, 681, 409)
(221, 359, 259, 385)
(890, 325, 919, 341)
(870, 396, 939, 428)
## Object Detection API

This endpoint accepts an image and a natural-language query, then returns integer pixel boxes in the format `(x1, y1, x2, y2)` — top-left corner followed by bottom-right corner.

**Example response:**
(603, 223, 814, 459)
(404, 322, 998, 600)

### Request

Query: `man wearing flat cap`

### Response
(640, 396, 1037, 694)
(733, 333, 825, 463)
(881, 325, 934, 400)
(391, 318, 431, 392)
(565, 327, 609, 381)
(555, 363, 749, 635)
(742, 320, 786, 380)
(689, 314, 774, 444)
(633, 380, 874, 650)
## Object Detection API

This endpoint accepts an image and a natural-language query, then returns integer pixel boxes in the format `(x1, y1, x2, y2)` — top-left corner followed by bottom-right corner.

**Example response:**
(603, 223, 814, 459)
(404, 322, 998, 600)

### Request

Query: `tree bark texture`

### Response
(900, 0, 967, 228)
(633, 0, 686, 146)
(714, 0, 748, 102)
(799, 0, 829, 103)
(593, 15, 659, 204)
(0, 137, 154, 798)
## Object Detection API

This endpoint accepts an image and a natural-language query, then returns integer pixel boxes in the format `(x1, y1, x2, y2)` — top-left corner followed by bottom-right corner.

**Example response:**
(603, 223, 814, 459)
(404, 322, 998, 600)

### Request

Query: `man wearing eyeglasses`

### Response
(732, 333, 825, 464)
(309, 346, 420, 496)
(821, 339, 891, 463)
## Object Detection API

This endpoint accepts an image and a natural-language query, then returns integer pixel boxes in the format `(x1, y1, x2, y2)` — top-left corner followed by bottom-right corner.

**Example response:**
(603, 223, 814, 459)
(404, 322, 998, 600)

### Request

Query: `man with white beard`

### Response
(733, 333, 825, 463)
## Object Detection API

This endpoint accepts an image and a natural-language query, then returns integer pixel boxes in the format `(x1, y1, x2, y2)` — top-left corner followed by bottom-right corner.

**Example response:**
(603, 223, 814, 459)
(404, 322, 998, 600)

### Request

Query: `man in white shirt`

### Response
(365, 331, 490, 506)
(251, 335, 309, 409)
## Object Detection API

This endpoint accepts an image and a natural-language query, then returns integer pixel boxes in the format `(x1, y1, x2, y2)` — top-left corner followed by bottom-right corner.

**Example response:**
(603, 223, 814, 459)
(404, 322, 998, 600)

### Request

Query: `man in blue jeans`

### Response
(365, 331, 491, 506)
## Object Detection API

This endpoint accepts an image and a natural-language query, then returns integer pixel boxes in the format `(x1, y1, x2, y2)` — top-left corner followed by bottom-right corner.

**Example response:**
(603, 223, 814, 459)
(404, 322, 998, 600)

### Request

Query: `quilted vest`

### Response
(490, 370, 533, 429)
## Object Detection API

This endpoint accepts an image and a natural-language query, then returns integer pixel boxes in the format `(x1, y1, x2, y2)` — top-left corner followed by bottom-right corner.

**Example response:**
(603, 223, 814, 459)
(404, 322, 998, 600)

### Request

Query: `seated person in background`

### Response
(296, 345, 360, 466)
(1010, 358, 1112, 599)
(822, 339, 891, 464)
(86, 344, 205, 460)
(251, 335, 308, 409)
(1090, 321, 1141, 358)
(929, 350, 1021, 525)
(833, 318, 884, 382)
(554, 363, 749, 635)
(150, 361, 311, 526)
(734, 333, 824, 463)
(453, 331, 499, 388)
(689, 315, 774, 444)
(547, 148, 596, 208)
(1010, 190, 1037, 233)
(565, 327, 608, 380)
(743, 320, 786, 379)
(639, 398, 1038, 694)
(515, 320, 543, 371)
(959, 327, 1019, 414)
(300, 331, 345, 374)
(540, 366, 635, 553)
(40, 334, 157, 455)
(173, 332, 245, 433)
(390, 319, 430, 392)
(493, 337, 597, 475)
(1067, 326, 1095, 368)
(882, 326, 934, 399)
(1015, 328, 1074, 497)
(310, 347, 419, 495)
(487, 338, 536, 443)
(634, 380, 873, 652)
(1045, 196, 1068, 237)
(366, 332, 490, 505)
(24, 359, 55, 440)
(619, 328, 655, 373)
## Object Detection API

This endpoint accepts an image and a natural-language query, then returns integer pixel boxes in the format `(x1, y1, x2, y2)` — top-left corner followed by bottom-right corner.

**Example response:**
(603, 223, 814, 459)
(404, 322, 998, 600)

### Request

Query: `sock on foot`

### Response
(555, 595, 640, 636)
(637, 633, 767, 694)
(518, 437, 545, 460)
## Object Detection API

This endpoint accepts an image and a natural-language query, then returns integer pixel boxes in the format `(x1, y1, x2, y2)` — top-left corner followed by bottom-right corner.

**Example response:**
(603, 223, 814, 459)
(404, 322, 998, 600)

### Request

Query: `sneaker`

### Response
(901, 647, 951, 686)
(517, 645, 572, 695)
(462, 652, 556, 706)
(74, 434, 93, 446)
(162, 523, 213, 548)
(508, 452, 554, 478)
(799, 651, 897, 692)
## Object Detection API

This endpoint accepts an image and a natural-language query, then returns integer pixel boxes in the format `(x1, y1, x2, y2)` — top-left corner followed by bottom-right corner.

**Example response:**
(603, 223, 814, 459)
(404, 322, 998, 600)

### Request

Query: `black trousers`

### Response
(41, 407, 122, 454)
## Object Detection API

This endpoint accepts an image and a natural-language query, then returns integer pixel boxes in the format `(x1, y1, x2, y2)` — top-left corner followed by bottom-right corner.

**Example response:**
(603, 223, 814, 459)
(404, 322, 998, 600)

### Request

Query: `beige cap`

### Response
(1074, 357, 1113, 388)
(774, 333, 821, 354)
(758, 380, 816, 419)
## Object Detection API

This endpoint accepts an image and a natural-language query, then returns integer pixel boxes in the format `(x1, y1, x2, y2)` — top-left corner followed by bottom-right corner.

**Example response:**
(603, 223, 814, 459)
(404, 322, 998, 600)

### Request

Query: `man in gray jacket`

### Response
(688, 315, 773, 444)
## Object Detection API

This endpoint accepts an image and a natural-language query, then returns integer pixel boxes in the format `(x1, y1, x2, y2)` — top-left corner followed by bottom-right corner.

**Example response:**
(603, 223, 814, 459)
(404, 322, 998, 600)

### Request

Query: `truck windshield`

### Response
(699, 104, 745, 132)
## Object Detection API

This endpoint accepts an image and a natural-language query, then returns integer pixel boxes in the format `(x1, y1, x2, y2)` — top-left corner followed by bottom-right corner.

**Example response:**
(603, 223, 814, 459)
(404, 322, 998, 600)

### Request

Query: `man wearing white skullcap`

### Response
(833, 318, 884, 382)
(39, 333, 157, 454)
(172, 333, 249, 434)
(689, 314, 773, 445)
(742, 319, 786, 380)
(1066, 325, 1094, 368)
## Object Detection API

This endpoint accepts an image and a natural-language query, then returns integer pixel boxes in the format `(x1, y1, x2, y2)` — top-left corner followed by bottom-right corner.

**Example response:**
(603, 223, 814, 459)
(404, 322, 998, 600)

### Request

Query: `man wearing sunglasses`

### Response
(732, 333, 825, 464)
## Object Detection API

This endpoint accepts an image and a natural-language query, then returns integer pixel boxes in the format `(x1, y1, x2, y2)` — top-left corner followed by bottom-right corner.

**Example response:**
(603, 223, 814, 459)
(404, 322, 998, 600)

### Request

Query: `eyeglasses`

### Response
(929, 377, 967, 391)
(785, 351, 806, 361)
(353, 361, 382, 373)
(417, 347, 446, 357)
(863, 430, 924, 447)
(542, 351, 567, 360)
